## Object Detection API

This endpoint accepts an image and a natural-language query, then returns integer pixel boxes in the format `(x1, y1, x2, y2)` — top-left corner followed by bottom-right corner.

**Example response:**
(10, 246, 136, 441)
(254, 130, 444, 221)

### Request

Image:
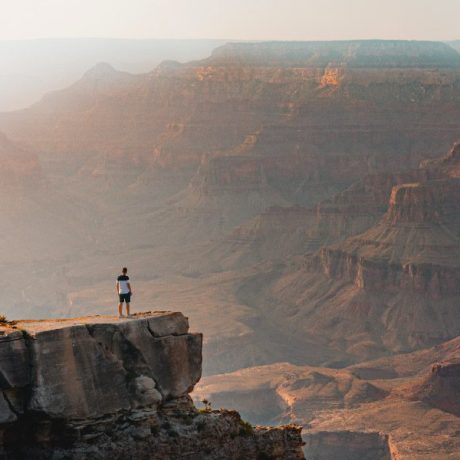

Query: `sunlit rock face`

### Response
(0, 312, 304, 460)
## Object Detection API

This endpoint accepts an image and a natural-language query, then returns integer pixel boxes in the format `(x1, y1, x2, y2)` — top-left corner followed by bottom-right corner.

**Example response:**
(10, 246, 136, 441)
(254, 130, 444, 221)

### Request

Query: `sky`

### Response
(1, 0, 459, 41)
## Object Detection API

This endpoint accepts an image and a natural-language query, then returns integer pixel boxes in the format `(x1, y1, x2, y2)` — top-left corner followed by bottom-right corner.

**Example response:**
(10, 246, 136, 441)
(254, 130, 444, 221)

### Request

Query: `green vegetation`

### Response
(238, 418, 254, 437)
(198, 398, 212, 413)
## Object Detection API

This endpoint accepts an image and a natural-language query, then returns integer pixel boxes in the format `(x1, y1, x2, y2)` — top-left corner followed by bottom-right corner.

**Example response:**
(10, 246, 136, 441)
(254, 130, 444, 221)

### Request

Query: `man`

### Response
(116, 267, 133, 318)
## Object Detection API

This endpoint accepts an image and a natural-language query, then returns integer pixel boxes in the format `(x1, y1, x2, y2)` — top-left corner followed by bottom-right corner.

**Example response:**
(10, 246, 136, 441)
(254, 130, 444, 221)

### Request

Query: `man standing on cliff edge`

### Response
(116, 267, 132, 318)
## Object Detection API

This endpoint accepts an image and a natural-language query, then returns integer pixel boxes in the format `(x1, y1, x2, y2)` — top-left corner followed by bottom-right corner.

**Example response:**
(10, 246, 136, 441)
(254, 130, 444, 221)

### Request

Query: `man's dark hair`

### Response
(122, 267, 128, 274)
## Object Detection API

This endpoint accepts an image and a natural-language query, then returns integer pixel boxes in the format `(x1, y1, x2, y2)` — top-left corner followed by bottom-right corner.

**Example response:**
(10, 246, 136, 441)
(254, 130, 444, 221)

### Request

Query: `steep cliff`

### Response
(0, 312, 304, 459)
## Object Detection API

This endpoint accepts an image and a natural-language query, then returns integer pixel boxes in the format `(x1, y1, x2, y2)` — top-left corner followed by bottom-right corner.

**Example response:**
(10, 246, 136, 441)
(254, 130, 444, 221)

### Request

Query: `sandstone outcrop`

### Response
(408, 361, 460, 416)
(422, 139, 460, 178)
(0, 312, 304, 459)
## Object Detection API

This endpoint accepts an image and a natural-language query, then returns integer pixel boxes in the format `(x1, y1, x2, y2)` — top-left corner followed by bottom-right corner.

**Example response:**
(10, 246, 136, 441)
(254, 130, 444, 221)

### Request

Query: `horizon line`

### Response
(0, 36, 459, 43)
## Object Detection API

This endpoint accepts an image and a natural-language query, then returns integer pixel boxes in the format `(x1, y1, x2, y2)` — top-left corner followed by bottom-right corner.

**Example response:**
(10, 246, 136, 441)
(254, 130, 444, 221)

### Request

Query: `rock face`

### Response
(0, 312, 304, 459)
(306, 168, 435, 249)
(409, 361, 460, 416)
(316, 179, 460, 298)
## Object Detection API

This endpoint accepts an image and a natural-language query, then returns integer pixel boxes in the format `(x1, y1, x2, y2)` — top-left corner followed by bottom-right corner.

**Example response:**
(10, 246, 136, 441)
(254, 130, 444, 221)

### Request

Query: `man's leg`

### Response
(118, 302, 123, 317)
(126, 302, 130, 316)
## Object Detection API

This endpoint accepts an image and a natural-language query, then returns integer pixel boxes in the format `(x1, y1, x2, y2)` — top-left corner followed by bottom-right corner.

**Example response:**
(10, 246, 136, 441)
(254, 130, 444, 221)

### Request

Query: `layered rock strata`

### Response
(2, 40, 460, 194)
(255, 146, 460, 363)
(313, 179, 460, 298)
(0, 312, 304, 459)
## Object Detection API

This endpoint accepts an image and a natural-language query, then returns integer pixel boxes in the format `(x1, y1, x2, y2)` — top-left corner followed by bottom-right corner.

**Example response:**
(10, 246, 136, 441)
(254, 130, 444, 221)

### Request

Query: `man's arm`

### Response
(116, 281, 119, 294)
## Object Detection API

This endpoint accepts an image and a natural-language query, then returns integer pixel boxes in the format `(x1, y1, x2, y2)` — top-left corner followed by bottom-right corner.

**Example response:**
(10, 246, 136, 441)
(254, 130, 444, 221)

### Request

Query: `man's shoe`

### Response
(118, 314, 125, 319)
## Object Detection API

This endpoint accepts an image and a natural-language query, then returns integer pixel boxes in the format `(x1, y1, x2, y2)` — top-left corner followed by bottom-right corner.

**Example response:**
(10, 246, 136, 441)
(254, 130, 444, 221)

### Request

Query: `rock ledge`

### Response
(0, 312, 305, 459)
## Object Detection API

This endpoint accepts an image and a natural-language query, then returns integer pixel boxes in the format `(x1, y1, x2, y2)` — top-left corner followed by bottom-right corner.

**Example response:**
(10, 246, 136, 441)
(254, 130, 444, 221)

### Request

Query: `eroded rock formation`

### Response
(0, 312, 304, 459)
(409, 361, 460, 416)
(196, 336, 460, 459)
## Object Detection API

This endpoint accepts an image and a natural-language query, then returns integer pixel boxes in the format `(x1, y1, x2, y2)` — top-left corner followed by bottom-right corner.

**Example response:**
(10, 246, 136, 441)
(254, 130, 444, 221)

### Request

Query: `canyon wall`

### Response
(313, 178, 460, 299)
(2, 40, 460, 195)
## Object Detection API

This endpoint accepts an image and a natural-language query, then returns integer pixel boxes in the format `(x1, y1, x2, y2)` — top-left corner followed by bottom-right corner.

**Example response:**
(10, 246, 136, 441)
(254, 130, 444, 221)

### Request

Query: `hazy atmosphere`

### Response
(1, 1, 460, 459)
(1, 0, 460, 40)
